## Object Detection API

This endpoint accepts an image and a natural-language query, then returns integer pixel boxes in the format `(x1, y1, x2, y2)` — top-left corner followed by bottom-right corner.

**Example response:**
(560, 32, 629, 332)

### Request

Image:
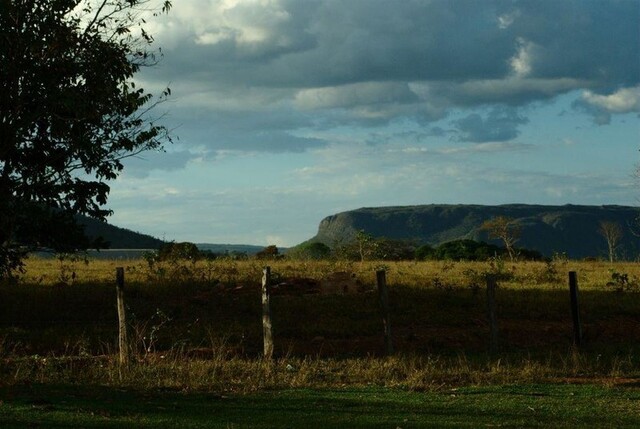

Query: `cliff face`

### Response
(310, 204, 640, 259)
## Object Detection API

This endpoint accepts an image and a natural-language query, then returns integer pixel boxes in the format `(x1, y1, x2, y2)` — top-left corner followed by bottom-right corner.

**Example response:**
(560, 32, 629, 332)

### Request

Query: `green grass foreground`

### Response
(1, 383, 638, 428)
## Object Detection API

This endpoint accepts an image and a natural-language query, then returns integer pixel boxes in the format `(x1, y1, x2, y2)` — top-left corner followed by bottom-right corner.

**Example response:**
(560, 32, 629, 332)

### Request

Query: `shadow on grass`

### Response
(0, 281, 638, 358)
(1, 383, 639, 429)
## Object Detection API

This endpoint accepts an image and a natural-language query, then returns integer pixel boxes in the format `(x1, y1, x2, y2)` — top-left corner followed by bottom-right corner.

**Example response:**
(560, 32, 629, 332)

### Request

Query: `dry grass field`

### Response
(0, 256, 638, 390)
(16, 255, 640, 290)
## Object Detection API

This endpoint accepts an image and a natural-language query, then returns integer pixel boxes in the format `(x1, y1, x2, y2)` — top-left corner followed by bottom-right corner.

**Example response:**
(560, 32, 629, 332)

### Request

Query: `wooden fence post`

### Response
(486, 275, 499, 355)
(376, 269, 393, 356)
(262, 266, 274, 359)
(569, 271, 583, 347)
(116, 267, 129, 364)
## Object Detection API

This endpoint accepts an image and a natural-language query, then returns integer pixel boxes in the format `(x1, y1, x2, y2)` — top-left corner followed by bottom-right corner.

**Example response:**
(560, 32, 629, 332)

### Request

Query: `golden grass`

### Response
(3, 347, 638, 392)
(19, 256, 640, 291)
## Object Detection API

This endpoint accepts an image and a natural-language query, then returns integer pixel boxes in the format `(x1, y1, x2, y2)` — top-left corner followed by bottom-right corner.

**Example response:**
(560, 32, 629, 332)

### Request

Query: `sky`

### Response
(106, 0, 640, 247)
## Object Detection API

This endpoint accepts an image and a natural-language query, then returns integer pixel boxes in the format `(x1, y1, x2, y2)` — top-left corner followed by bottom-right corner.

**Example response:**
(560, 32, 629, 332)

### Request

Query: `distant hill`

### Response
(79, 217, 283, 255)
(196, 243, 269, 255)
(307, 204, 640, 259)
(79, 216, 164, 249)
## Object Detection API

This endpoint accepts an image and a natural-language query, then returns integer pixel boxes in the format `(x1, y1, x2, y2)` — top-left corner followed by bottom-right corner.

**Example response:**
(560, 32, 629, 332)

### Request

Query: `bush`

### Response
(255, 245, 281, 260)
(429, 239, 502, 261)
(417, 239, 544, 262)
(415, 244, 434, 260)
(158, 242, 202, 262)
(287, 242, 331, 260)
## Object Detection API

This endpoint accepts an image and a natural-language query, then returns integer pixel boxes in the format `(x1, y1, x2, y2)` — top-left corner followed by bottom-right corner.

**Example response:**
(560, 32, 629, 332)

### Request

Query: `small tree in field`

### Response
(480, 216, 521, 261)
(599, 221, 623, 262)
(158, 242, 201, 262)
(355, 230, 378, 262)
(0, 0, 172, 278)
(256, 245, 280, 260)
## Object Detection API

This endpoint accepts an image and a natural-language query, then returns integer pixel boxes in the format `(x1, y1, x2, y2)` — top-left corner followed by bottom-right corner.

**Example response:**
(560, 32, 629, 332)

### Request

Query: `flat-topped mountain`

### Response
(308, 204, 639, 259)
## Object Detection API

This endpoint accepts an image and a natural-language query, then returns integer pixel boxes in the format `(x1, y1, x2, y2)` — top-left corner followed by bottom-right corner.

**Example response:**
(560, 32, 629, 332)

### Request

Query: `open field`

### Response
(2, 257, 639, 358)
(0, 257, 638, 426)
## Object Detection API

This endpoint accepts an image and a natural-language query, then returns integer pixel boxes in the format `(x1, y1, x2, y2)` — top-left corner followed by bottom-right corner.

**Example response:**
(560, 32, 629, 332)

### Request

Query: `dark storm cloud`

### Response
(156, 0, 513, 87)
(139, 0, 639, 160)
(500, 0, 640, 86)
(158, 0, 638, 88)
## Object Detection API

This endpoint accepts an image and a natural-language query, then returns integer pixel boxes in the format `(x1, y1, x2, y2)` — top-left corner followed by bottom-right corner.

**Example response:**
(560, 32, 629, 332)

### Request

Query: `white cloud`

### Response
(497, 10, 520, 30)
(163, 187, 180, 196)
(159, 0, 291, 45)
(509, 38, 535, 78)
(581, 86, 640, 114)
(265, 235, 288, 247)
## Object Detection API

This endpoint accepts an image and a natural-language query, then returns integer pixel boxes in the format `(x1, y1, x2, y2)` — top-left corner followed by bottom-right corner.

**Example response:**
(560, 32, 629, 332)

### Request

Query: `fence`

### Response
(3, 261, 627, 363)
(110, 266, 586, 362)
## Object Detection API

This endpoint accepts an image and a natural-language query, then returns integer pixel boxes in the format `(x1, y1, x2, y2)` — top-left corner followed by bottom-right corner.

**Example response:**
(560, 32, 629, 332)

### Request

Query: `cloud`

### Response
(121, 149, 196, 178)
(208, 130, 328, 153)
(436, 141, 534, 155)
(453, 108, 529, 142)
(582, 87, 640, 113)
(152, 1, 638, 88)
(416, 77, 587, 109)
(294, 82, 419, 110)
(154, 103, 329, 153)
(133, 0, 639, 161)
(573, 86, 640, 125)
(509, 38, 536, 78)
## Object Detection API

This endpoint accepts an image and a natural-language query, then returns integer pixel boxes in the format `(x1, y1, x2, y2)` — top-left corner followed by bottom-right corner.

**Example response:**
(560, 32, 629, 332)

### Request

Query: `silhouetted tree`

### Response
(0, 0, 172, 278)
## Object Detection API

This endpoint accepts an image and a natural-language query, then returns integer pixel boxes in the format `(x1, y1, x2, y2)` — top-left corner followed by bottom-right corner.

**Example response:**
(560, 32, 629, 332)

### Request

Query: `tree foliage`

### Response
(0, 0, 172, 278)
(157, 242, 201, 262)
(256, 245, 280, 260)
(287, 242, 331, 260)
(416, 239, 543, 262)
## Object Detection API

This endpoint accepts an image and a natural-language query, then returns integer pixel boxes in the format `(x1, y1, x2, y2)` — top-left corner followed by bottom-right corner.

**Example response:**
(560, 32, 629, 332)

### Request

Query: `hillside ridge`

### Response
(308, 204, 639, 259)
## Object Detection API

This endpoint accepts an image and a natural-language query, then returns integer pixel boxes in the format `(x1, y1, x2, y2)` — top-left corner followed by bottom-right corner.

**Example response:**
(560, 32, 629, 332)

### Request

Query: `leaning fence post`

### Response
(116, 267, 129, 364)
(376, 269, 393, 356)
(262, 266, 274, 359)
(569, 271, 583, 347)
(486, 275, 499, 355)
